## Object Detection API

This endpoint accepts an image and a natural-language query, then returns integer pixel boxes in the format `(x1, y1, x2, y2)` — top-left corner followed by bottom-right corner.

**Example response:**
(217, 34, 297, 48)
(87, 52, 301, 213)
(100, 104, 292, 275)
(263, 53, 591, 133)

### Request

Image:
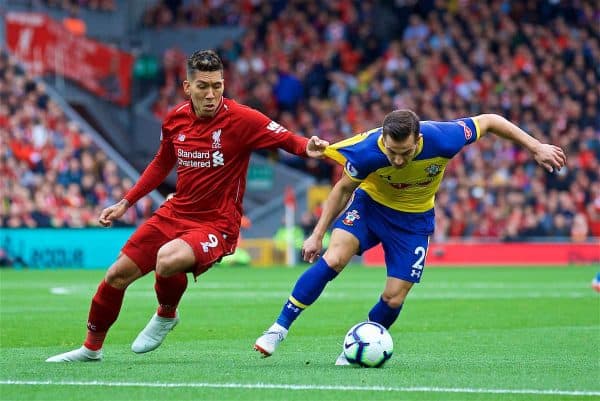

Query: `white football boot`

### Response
(335, 351, 350, 366)
(46, 346, 102, 362)
(254, 323, 288, 357)
(131, 312, 179, 353)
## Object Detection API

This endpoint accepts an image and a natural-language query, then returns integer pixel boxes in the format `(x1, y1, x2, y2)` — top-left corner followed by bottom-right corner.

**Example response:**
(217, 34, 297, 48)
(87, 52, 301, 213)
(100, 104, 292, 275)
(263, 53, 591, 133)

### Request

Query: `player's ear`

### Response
(183, 80, 191, 97)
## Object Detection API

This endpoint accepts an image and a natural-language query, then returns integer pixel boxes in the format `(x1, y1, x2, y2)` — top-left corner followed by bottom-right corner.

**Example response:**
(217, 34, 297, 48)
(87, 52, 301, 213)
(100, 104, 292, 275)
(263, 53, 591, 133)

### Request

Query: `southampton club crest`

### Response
(342, 209, 360, 226)
(425, 164, 442, 177)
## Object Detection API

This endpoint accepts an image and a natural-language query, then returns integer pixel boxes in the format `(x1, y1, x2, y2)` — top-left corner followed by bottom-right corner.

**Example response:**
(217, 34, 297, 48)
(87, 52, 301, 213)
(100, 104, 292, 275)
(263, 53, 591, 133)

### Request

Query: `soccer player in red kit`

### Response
(46, 50, 328, 362)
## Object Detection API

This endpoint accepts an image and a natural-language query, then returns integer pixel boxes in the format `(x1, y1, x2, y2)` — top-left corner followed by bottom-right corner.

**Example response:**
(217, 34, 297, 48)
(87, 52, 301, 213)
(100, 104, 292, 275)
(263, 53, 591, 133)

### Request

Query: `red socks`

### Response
(154, 272, 188, 318)
(82, 273, 187, 350)
(84, 280, 125, 350)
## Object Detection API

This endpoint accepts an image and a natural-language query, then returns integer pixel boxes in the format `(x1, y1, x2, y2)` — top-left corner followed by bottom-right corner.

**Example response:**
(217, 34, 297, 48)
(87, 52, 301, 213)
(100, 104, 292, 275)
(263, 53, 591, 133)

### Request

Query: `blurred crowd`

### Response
(150, 0, 599, 241)
(2, 1, 599, 242)
(0, 52, 154, 228)
(43, 0, 116, 12)
(141, 0, 254, 28)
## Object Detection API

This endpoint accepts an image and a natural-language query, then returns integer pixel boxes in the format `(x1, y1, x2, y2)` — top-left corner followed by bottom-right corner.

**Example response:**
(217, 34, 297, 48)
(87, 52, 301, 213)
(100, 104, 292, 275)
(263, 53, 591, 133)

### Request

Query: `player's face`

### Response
(382, 133, 421, 169)
(184, 70, 224, 118)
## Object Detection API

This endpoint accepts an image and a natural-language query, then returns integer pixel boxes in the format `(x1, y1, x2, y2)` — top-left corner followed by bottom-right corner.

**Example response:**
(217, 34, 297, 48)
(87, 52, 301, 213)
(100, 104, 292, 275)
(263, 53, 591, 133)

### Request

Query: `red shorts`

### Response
(122, 213, 236, 277)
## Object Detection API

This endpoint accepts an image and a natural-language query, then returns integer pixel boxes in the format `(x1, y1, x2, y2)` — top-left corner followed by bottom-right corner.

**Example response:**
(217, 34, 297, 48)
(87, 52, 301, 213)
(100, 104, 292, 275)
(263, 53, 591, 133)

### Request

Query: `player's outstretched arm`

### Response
(305, 136, 329, 158)
(302, 174, 359, 263)
(98, 199, 129, 227)
(473, 114, 567, 173)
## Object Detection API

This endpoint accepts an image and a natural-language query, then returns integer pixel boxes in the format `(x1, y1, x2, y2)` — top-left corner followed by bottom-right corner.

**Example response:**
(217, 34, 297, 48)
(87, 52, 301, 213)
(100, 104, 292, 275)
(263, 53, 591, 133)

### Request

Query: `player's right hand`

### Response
(532, 143, 567, 173)
(302, 233, 323, 263)
(306, 136, 329, 159)
(98, 199, 129, 227)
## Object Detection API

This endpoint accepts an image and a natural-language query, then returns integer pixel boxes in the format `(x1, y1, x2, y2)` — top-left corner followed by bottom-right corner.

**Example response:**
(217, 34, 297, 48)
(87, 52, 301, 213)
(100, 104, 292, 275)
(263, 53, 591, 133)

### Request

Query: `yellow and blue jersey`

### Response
(324, 118, 483, 213)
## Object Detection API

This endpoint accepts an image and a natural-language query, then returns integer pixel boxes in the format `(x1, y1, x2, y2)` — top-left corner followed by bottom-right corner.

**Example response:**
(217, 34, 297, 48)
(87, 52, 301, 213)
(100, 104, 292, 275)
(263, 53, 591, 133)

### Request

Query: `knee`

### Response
(156, 247, 176, 277)
(381, 290, 408, 309)
(322, 252, 350, 272)
(156, 245, 190, 277)
(105, 264, 138, 289)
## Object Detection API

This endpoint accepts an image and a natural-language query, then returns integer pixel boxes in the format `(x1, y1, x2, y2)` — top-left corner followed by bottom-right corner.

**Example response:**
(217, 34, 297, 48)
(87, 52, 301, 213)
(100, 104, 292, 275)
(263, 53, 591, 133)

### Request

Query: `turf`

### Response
(0, 265, 598, 401)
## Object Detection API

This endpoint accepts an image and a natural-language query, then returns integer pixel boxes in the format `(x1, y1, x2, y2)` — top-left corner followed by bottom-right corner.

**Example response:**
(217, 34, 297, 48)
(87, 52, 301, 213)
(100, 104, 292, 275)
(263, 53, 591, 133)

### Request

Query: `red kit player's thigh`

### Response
(121, 216, 173, 274)
(179, 228, 232, 277)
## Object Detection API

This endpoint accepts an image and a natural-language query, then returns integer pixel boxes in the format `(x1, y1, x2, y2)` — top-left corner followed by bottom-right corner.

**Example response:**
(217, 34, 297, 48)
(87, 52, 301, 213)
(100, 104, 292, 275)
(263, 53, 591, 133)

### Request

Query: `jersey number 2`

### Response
(412, 246, 426, 270)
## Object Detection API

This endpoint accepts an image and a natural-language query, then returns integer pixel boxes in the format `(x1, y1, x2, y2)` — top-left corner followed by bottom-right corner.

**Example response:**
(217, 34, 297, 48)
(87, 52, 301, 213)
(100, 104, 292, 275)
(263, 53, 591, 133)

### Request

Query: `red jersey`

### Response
(124, 97, 308, 239)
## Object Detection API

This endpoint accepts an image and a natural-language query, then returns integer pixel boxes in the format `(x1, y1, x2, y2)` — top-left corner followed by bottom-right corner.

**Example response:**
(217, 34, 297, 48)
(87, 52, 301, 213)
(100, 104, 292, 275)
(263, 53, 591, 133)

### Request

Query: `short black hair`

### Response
(382, 109, 420, 141)
(186, 50, 223, 77)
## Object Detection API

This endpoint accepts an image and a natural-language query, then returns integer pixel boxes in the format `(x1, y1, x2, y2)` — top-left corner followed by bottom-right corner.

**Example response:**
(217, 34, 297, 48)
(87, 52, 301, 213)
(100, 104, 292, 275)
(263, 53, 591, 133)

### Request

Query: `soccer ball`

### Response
(343, 321, 393, 367)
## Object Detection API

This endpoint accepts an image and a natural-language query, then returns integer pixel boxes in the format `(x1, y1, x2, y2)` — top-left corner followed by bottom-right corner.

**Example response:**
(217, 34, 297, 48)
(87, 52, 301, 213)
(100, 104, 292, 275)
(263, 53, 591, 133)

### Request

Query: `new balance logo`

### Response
(212, 151, 224, 166)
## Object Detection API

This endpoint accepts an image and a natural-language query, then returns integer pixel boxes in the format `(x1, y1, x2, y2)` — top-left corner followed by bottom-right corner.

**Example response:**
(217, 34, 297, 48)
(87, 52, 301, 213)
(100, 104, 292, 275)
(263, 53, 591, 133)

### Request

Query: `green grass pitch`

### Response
(1, 265, 599, 401)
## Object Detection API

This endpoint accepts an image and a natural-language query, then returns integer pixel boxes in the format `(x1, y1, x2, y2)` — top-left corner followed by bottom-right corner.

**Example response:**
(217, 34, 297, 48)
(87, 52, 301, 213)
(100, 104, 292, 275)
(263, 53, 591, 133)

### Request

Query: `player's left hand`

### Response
(302, 233, 324, 263)
(532, 143, 567, 173)
(98, 199, 129, 227)
(306, 136, 329, 158)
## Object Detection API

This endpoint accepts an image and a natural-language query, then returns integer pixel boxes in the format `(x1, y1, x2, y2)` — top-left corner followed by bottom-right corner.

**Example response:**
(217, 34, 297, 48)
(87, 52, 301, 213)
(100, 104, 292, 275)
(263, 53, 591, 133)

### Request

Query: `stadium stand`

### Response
(141, 0, 248, 28)
(2, 1, 598, 242)
(44, 0, 117, 13)
(0, 51, 154, 228)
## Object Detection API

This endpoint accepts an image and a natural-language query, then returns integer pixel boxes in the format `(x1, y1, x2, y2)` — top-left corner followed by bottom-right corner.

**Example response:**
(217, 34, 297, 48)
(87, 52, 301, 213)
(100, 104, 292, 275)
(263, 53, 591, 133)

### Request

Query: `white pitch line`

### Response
(32, 288, 594, 300)
(49, 287, 71, 295)
(0, 281, 592, 290)
(0, 380, 598, 397)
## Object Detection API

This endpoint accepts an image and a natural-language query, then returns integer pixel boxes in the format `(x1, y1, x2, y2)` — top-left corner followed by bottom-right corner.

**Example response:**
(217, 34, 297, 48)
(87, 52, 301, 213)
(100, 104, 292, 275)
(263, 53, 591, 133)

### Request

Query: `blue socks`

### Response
(273, 259, 403, 331)
(368, 297, 403, 329)
(276, 258, 338, 329)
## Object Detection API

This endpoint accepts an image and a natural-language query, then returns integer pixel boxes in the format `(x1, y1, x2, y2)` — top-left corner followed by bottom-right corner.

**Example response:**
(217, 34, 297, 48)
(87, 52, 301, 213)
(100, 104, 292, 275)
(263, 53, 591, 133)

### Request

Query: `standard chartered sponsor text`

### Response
(178, 148, 211, 167)
(178, 149, 210, 158)
(178, 158, 211, 167)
